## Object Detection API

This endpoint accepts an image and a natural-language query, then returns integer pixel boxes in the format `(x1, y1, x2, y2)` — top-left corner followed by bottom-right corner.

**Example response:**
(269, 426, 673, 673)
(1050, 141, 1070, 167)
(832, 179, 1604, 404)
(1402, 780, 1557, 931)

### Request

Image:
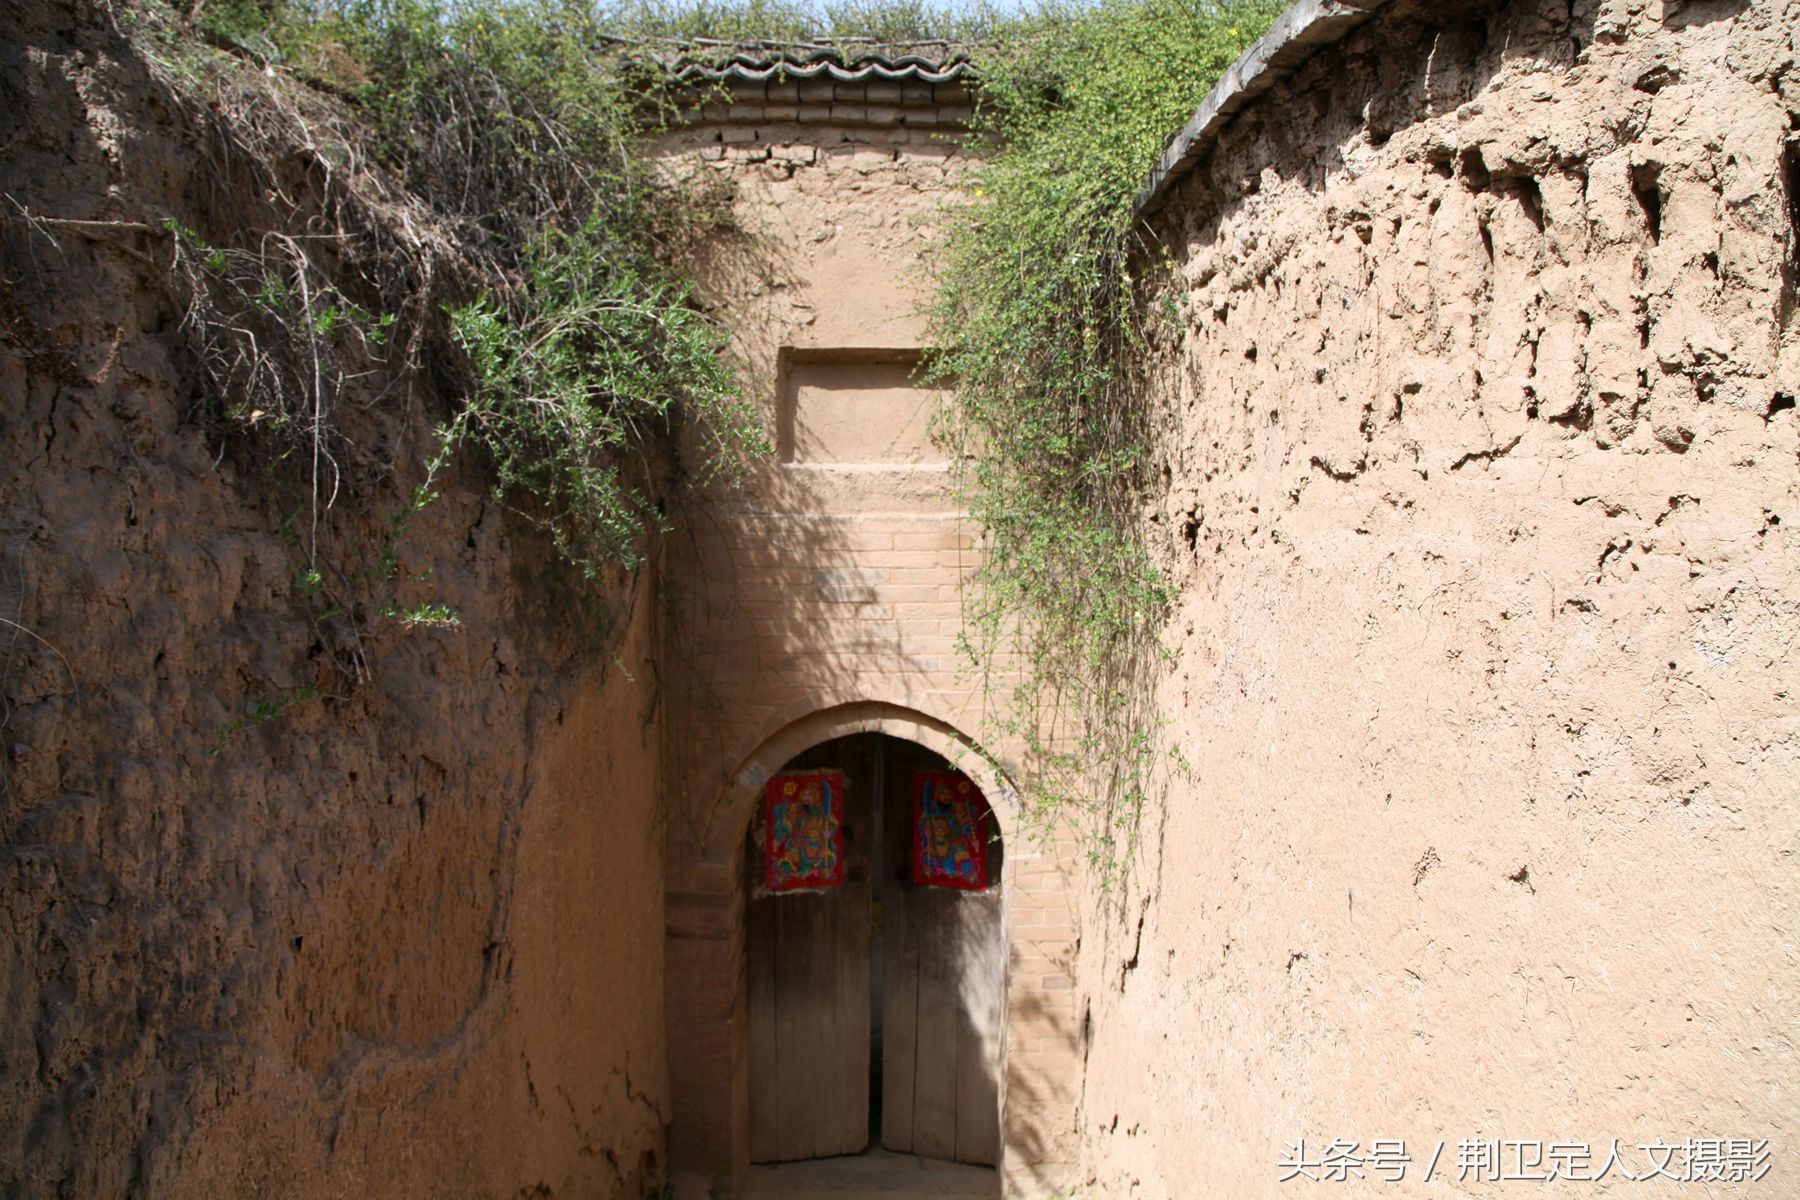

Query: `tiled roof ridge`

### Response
(598, 35, 976, 85)
(674, 52, 973, 85)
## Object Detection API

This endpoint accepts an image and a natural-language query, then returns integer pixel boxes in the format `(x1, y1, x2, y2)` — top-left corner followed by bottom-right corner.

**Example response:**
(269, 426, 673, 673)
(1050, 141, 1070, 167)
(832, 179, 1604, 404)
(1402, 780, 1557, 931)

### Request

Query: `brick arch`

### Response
(722, 698, 1021, 1180)
(666, 694, 1081, 1197)
(703, 698, 1021, 865)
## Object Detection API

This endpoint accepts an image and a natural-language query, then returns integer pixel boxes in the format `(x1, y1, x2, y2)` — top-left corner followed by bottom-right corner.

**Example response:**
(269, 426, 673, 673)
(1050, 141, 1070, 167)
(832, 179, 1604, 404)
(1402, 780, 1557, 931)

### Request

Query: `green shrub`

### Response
(303, 0, 770, 574)
(143, 0, 773, 586)
(448, 217, 760, 575)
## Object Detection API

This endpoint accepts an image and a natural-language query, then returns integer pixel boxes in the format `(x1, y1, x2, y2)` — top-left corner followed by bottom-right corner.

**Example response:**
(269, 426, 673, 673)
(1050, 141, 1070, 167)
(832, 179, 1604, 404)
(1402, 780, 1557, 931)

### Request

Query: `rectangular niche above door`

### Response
(778, 348, 947, 467)
(772, 348, 955, 514)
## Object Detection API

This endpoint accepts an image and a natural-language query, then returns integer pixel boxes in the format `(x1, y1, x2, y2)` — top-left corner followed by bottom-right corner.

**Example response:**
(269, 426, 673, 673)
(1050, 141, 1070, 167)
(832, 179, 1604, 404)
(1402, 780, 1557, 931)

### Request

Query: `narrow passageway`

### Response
(745, 1148, 997, 1199)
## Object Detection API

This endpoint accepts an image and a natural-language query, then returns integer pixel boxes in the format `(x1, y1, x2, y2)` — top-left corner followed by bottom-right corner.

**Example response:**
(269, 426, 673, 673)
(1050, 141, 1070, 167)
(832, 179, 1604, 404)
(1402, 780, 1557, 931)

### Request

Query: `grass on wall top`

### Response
(151, 0, 1284, 857)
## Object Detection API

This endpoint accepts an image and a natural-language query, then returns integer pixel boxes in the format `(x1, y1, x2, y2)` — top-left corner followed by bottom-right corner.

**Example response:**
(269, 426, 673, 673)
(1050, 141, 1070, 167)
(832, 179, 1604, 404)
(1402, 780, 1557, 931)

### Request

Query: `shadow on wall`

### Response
(0, 3, 677, 1193)
(664, 499, 976, 855)
(671, 188, 792, 422)
(997, 981, 1082, 1194)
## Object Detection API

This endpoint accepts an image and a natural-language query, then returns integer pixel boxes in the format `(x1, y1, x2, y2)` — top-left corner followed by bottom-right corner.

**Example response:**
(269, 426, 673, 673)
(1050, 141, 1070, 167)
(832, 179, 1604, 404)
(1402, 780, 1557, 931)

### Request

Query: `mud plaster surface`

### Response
(1, 5, 667, 1196)
(1075, 0, 1799, 1194)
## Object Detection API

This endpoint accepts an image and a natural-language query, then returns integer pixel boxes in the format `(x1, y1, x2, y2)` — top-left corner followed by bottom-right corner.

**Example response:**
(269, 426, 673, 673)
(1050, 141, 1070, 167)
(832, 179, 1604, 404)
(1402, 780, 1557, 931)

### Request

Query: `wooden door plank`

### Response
(822, 745, 872, 1156)
(955, 892, 1003, 1166)
(881, 742, 920, 1153)
(772, 890, 822, 1161)
(826, 869, 872, 1156)
(747, 887, 781, 1161)
(751, 740, 875, 1162)
(882, 742, 1010, 1167)
(911, 889, 961, 1160)
(881, 845, 918, 1152)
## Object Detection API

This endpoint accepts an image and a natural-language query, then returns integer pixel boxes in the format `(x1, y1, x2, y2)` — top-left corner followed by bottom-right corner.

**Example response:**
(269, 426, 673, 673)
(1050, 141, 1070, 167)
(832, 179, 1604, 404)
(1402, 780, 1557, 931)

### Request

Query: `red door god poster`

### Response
(911, 770, 990, 890)
(763, 771, 846, 891)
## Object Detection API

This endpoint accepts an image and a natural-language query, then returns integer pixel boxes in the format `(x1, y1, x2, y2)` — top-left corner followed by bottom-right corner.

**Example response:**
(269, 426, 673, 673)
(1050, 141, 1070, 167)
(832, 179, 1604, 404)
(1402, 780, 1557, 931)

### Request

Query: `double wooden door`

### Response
(747, 734, 1004, 1166)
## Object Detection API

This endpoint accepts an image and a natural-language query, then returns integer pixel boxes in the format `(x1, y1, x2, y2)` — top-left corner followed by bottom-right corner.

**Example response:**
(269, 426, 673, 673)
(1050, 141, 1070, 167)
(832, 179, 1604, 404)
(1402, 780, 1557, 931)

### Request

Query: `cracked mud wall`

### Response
(1, 4, 668, 1196)
(1077, 0, 1798, 1192)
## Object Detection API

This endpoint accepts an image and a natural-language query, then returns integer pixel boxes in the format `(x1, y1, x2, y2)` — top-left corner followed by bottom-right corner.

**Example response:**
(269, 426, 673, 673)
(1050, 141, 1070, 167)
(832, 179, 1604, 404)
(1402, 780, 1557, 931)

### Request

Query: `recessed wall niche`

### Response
(777, 348, 947, 468)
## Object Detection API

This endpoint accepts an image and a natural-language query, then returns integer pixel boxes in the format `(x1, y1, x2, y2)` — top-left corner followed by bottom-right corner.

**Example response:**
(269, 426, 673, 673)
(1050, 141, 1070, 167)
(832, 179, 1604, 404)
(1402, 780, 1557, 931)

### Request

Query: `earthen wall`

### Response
(1075, 0, 1799, 1192)
(1, 7, 669, 1195)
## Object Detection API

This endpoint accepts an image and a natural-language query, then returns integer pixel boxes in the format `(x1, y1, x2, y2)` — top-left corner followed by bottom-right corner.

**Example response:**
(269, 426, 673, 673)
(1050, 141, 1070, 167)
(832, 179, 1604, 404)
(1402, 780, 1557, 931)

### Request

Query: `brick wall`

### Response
(652, 88, 1084, 1196)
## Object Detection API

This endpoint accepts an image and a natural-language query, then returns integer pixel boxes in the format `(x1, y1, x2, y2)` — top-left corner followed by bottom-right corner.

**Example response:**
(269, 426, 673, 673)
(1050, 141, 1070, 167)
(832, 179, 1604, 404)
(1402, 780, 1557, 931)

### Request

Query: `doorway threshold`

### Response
(746, 1147, 999, 1199)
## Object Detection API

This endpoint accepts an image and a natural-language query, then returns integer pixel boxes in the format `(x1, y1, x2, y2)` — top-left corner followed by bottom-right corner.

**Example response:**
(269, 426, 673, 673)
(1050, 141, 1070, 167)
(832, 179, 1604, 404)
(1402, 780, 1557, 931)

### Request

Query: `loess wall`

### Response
(0, 4, 667, 1196)
(1076, 0, 1799, 1193)
(6, 0, 1795, 1195)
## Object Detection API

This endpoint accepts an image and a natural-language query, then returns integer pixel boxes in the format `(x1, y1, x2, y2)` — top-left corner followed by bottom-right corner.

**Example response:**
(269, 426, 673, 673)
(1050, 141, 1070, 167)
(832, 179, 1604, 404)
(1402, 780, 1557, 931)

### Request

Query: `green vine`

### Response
(209, 685, 326, 757)
(928, 0, 1280, 877)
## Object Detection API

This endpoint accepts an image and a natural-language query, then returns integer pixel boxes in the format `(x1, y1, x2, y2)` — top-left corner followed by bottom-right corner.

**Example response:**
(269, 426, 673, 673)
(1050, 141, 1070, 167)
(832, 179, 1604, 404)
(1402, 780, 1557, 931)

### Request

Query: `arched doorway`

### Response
(742, 729, 1007, 1170)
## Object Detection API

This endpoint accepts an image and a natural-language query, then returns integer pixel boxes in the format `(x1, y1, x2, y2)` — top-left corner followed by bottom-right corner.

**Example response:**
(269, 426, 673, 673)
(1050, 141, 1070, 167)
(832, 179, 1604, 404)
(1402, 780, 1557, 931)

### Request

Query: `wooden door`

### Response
(746, 735, 875, 1162)
(880, 742, 1005, 1165)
